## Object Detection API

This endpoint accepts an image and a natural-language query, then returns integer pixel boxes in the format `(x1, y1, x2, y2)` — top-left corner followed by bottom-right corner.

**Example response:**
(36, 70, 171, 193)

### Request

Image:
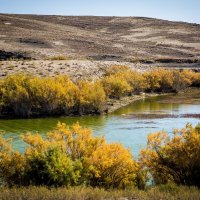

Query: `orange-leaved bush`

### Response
(101, 74, 132, 99)
(139, 124, 200, 187)
(0, 123, 140, 188)
(77, 81, 106, 114)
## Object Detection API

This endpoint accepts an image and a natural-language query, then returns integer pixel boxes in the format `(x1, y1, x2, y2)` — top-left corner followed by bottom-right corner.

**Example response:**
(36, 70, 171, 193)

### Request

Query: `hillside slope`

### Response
(0, 14, 200, 62)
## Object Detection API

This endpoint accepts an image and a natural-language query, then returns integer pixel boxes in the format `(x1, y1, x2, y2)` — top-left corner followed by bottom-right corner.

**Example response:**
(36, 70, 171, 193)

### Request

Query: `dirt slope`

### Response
(0, 14, 200, 62)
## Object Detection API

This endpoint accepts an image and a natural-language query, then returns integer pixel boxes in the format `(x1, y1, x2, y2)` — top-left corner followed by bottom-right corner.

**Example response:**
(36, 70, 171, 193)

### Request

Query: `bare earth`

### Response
(0, 14, 200, 78)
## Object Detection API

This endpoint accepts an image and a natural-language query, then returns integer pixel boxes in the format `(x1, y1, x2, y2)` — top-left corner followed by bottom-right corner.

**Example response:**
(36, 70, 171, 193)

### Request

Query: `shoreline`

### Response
(106, 87, 200, 114)
(1, 88, 199, 120)
(105, 93, 169, 114)
(0, 93, 170, 120)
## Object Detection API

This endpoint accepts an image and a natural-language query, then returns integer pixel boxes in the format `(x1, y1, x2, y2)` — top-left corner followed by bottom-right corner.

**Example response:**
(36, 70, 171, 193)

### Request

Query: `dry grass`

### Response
(47, 55, 71, 61)
(0, 185, 199, 200)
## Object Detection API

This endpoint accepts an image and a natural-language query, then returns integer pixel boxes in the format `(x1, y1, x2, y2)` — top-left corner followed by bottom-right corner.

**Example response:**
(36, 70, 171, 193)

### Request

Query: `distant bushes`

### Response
(0, 67, 199, 117)
(101, 67, 200, 99)
(0, 75, 105, 117)
(77, 81, 106, 114)
(0, 123, 200, 189)
(46, 55, 70, 60)
(101, 74, 132, 99)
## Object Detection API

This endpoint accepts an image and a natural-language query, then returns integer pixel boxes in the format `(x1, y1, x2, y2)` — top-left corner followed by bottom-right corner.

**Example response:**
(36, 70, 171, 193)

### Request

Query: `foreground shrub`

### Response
(24, 148, 82, 186)
(0, 123, 139, 188)
(0, 136, 25, 186)
(140, 124, 200, 187)
(85, 143, 139, 188)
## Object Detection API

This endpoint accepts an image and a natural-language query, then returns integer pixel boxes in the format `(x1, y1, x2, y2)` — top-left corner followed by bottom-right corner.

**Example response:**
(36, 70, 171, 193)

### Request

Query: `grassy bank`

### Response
(0, 66, 199, 118)
(0, 185, 199, 200)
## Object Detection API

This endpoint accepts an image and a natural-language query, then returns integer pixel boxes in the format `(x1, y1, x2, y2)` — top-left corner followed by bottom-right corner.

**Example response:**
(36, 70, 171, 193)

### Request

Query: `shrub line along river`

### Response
(0, 89, 199, 156)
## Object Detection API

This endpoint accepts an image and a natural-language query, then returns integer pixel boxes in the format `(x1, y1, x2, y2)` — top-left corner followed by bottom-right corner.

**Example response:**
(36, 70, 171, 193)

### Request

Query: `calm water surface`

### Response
(0, 95, 199, 156)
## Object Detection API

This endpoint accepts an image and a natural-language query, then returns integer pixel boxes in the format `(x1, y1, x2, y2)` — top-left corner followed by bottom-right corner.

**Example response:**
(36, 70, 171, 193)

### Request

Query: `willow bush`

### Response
(139, 124, 200, 187)
(77, 81, 106, 114)
(0, 123, 200, 188)
(0, 74, 33, 117)
(0, 68, 199, 117)
(101, 74, 132, 99)
(29, 75, 79, 115)
(0, 123, 140, 188)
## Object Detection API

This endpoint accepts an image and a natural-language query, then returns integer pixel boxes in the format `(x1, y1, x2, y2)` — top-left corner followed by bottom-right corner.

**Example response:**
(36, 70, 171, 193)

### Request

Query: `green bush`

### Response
(24, 148, 82, 186)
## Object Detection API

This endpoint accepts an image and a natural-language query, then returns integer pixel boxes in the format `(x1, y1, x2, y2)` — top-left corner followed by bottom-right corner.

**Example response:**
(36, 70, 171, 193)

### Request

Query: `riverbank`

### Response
(0, 68, 199, 118)
(106, 93, 168, 113)
(107, 87, 200, 116)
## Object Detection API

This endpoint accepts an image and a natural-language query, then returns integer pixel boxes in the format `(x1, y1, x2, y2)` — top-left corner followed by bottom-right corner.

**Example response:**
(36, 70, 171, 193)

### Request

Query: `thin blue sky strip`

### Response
(0, 0, 199, 24)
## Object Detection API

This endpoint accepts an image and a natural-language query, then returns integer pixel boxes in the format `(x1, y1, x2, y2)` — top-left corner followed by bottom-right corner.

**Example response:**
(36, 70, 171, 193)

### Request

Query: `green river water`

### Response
(0, 93, 199, 156)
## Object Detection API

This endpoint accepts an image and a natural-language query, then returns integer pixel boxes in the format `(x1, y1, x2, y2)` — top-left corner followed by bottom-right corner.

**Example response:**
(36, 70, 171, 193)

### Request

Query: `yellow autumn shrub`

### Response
(101, 74, 132, 99)
(139, 124, 200, 187)
(0, 74, 33, 117)
(0, 135, 25, 186)
(23, 122, 105, 160)
(144, 69, 174, 92)
(29, 75, 79, 115)
(118, 70, 146, 93)
(77, 81, 106, 114)
(0, 123, 141, 188)
(143, 69, 198, 92)
(0, 69, 199, 117)
(104, 65, 130, 76)
(172, 70, 193, 92)
(85, 143, 139, 188)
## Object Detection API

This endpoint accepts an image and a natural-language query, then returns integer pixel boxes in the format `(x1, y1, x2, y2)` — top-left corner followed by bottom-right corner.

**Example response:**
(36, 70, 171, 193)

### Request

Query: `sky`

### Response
(0, 0, 200, 24)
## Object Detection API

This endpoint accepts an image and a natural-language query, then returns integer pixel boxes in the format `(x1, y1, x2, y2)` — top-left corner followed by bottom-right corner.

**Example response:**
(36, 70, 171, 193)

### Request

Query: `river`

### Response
(0, 91, 200, 156)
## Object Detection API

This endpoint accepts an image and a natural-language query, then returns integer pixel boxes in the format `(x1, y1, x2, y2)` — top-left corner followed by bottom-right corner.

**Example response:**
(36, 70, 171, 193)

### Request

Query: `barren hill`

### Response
(0, 14, 200, 79)
(0, 14, 200, 61)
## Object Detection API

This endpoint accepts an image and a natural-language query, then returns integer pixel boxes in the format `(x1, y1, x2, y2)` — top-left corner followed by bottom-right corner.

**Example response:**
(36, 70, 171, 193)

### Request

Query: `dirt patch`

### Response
(0, 50, 31, 60)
